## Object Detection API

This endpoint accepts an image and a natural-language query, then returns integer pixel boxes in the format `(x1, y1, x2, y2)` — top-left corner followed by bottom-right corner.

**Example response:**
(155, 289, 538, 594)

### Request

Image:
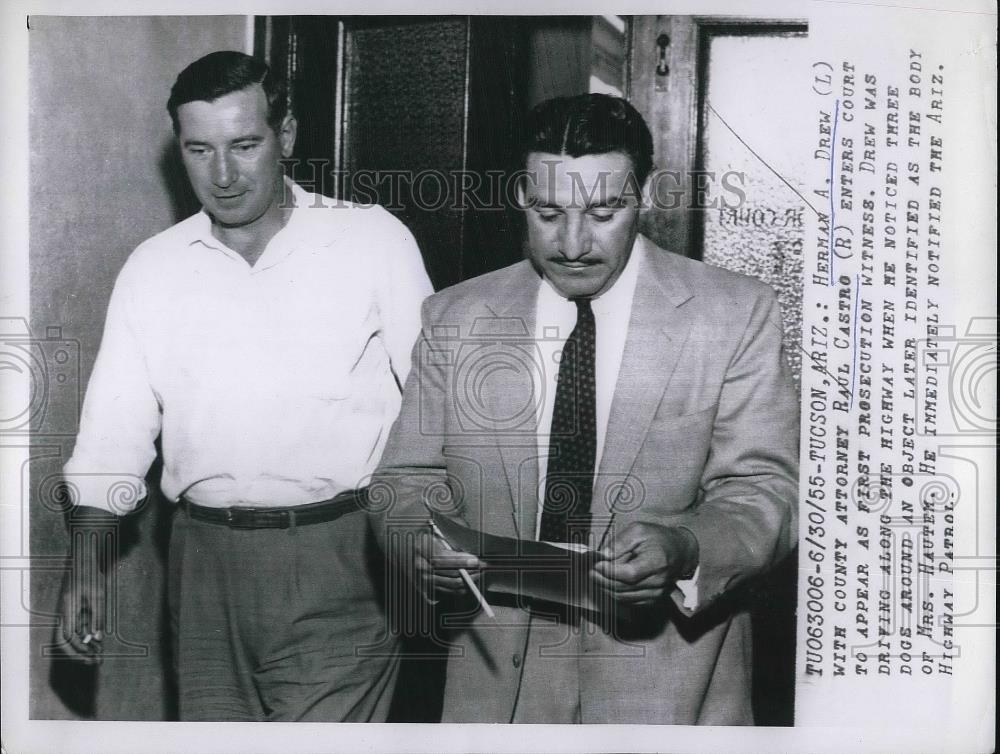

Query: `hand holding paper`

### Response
(431, 513, 601, 610)
(592, 521, 699, 607)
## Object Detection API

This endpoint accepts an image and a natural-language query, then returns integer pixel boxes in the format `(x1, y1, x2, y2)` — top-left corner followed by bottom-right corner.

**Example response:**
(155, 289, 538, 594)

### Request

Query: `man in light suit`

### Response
(371, 94, 799, 724)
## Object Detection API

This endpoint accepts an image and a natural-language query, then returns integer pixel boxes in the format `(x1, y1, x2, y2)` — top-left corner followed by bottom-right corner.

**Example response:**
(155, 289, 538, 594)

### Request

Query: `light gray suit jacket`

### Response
(371, 236, 799, 724)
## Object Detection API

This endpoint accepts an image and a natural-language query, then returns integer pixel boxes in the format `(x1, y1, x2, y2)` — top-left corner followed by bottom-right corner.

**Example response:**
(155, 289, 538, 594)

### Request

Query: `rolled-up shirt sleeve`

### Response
(63, 258, 161, 515)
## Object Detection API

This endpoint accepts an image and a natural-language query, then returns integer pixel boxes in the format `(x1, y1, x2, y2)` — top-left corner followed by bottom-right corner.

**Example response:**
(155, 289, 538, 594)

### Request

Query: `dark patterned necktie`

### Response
(539, 298, 597, 544)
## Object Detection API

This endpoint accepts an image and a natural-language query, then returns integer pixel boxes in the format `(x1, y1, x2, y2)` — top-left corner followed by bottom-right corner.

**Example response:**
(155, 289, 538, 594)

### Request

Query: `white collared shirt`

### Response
(65, 180, 433, 512)
(532, 238, 698, 606)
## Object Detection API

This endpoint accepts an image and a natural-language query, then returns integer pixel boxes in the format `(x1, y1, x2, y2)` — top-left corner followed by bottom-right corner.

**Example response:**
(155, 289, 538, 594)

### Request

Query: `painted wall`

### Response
(29, 15, 249, 720)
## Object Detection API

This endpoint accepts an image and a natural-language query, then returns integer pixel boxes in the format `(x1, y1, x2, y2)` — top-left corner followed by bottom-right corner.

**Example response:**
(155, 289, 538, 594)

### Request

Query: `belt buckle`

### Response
(225, 505, 259, 529)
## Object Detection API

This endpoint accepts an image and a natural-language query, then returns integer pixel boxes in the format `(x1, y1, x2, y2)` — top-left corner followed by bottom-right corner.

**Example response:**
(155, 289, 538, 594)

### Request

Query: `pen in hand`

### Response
(429, 519, 496, 620)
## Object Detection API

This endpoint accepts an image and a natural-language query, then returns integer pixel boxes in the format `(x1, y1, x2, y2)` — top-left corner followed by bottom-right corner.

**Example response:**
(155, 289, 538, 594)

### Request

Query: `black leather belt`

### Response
(181, 489, 367, 529)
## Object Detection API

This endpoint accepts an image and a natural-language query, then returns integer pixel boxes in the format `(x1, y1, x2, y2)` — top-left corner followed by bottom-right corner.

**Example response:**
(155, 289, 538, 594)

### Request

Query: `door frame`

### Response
(628, 15, 808, 259)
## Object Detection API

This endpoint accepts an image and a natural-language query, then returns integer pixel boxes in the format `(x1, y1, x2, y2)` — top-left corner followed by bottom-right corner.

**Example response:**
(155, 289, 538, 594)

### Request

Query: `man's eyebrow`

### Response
(181, 134, 265, 147)
(530, 198, 627, 210)
(586, 197, 627, 209)
(527, 192, 630, 210)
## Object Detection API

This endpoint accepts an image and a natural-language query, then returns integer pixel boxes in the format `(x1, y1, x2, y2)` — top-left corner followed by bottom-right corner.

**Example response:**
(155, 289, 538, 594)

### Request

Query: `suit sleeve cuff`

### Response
(669, 525, 700, 613)
(674, 567, 701, 611)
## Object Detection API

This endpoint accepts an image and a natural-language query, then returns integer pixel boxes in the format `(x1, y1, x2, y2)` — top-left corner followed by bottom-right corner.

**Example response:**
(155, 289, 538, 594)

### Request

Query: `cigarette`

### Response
(429, 520, 496, 620)
(457, 568, 496, 620)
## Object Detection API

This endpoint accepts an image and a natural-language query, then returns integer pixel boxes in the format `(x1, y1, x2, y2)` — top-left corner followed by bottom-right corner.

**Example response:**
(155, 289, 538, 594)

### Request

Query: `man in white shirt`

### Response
(57, 51, 433, 721)
(372, 94, 798, 723)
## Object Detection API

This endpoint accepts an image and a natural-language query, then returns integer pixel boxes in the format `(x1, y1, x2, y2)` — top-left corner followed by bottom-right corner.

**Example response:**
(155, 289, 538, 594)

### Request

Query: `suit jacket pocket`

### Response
(632, 406, 717, 510)
(649, 404, 717, 433)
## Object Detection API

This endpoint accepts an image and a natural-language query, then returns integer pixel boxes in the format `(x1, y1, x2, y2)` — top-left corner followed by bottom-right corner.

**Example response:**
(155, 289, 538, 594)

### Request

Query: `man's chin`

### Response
(207, 206, 263, 229)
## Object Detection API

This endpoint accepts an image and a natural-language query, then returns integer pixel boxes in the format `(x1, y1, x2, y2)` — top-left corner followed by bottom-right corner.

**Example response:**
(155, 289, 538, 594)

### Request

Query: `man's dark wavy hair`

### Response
(519, 93, 654, 185)
(166, 51, 287, 135)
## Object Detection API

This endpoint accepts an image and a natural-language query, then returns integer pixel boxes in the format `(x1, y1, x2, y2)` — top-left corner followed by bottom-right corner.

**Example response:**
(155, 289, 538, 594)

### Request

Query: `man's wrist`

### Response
(64, 504, 119, 573)
(670, 526, 700, 581)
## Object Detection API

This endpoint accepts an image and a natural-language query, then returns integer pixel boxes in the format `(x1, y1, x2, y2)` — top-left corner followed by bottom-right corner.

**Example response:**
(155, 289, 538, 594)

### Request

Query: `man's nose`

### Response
(211, 151, 235, 188)
(559, 216, 591, 261)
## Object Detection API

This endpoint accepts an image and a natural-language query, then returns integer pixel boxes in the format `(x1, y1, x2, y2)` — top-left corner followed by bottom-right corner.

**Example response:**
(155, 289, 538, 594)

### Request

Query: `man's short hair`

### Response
(166, 51, 287, 135)
(520, 94, 655, 185)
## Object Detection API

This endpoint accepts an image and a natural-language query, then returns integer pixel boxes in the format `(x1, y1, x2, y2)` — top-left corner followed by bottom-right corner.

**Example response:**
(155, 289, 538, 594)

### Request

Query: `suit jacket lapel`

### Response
(482, 261, 541, 540)
(475, 244, 694, 542)
(594, 240, 694, 536)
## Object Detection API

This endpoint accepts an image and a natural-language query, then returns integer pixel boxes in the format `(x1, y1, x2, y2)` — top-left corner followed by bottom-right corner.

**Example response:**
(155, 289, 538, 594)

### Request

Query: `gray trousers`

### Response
(168, 507, 400, 721)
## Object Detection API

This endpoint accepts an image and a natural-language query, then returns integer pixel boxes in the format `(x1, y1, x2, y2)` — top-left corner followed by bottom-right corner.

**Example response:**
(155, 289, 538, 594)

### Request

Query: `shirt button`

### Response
(512, 654, 521, 668)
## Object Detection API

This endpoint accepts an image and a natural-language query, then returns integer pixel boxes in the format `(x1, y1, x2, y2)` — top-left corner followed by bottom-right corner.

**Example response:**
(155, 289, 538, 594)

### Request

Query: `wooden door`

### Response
(258, 16, 525, 291)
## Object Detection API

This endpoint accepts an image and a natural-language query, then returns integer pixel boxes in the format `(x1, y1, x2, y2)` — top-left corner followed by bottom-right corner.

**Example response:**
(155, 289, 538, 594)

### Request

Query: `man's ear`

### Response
(639, 170, 656, 210)
(278, 114, 297, 158)
(515, 180, 540, 211)
(515, 181, 528, 210)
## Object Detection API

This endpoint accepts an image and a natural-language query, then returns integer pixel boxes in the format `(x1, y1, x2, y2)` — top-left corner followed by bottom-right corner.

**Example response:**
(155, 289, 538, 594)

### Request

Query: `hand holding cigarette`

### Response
(406, 519, 494, 620)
